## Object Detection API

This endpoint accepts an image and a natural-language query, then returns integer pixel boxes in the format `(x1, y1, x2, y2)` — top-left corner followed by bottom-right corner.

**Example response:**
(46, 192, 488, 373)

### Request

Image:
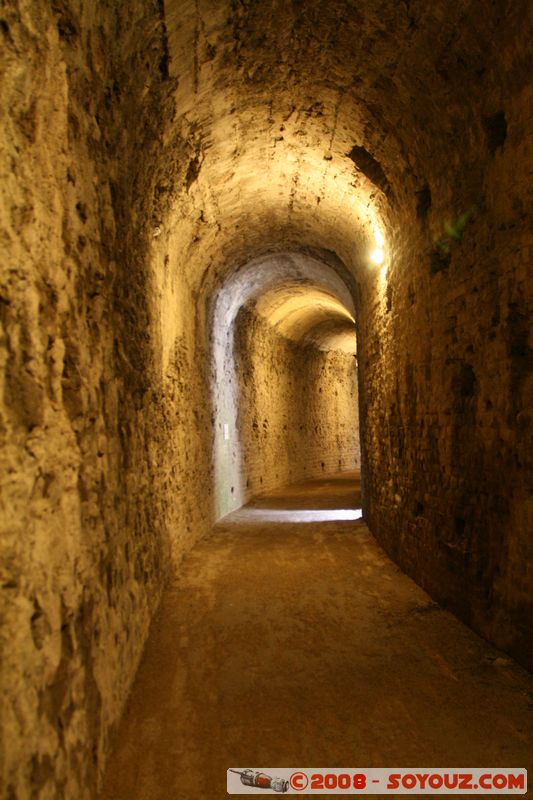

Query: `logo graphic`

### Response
(290, 772, 309, 790)
(229, 769, 289, 793)
(227, 767, 527, 794)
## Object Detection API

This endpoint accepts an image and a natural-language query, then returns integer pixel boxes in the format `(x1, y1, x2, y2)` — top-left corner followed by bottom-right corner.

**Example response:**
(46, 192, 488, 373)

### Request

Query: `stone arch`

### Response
(210, 250, 361, 517)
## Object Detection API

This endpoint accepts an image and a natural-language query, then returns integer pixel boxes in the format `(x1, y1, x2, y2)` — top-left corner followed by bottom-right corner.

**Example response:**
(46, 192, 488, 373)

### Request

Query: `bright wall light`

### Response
(370, 247, 384, 265)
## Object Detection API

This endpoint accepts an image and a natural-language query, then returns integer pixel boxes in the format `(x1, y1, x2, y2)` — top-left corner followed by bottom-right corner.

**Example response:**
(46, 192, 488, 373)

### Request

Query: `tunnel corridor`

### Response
(1, 0, 532, 797)
(100, 474, 533, 800)
(211, 251, 360, 518)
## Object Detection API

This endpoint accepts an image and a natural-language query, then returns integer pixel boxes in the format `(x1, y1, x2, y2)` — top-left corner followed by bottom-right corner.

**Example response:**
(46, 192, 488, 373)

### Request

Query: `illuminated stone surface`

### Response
(101, 475, 533, 800)
(0, 0, 532, 796)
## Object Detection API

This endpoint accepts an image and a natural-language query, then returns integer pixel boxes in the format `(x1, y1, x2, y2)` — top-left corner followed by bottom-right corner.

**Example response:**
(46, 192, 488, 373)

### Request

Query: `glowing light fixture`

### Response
(370, 247, 385, 265)
(369, 226, 386, 265)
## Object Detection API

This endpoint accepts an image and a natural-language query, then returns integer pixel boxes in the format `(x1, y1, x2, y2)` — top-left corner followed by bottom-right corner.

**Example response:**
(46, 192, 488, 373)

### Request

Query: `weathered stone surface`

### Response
(0, 1, 186, 796)
(1, 0, 532, 796)
(234, 306, 359, 501)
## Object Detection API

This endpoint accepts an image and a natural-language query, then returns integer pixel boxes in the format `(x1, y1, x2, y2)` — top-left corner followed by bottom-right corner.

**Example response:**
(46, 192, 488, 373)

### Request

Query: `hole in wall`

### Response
(455, 363, 476, 399)
(346, 145, 393, 198)
(484, 112, 507, 155)
(430, 248, 451, 275)
(386, 283, 393, 313)
(416, 184, 432, 221)
(414, 501, 425, 517)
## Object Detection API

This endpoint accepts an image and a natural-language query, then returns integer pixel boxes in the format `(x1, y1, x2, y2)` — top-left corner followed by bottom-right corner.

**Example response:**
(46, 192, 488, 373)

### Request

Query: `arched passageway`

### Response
(1, 0, 532, 797)
(211, 251, 360, 517)
(100, 474, 532, 800)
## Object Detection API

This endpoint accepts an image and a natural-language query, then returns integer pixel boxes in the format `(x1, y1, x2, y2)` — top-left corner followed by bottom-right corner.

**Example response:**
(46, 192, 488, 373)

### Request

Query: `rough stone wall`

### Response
(234, 307, 359, 501)
(153, 0, 532, 670)
(2, 0, 533, 796)
(0, 1, 189, 796)
(356, 11, 533, 668)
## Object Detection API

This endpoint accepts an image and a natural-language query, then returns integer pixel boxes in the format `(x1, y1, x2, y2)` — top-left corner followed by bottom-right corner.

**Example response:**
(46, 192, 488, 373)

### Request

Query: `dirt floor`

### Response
(100, 473, 533, 799)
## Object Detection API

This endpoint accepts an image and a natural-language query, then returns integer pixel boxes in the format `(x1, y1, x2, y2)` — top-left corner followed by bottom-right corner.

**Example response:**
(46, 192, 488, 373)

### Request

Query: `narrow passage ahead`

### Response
(101, 473, 533, 799)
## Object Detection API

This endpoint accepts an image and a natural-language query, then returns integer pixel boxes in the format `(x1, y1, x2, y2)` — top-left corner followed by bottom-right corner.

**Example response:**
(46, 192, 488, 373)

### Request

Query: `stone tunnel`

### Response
(1, 0, 532, 797)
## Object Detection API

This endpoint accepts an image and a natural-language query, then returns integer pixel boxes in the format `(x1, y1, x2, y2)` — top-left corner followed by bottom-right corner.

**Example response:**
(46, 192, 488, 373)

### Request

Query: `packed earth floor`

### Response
(100, 473, 533, 800)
